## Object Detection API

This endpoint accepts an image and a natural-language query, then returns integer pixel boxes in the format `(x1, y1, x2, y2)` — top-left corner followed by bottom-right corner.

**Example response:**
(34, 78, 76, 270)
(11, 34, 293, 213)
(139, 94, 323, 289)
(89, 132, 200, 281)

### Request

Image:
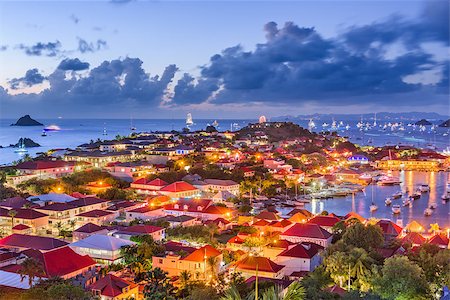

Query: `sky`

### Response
(0, 0, 448, 119)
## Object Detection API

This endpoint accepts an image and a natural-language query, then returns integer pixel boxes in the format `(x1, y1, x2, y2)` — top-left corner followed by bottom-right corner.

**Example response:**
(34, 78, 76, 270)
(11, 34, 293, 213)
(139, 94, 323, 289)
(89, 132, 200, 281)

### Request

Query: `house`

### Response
(15, 160, 76, 178)
(0, 197, 36, 210)
(73, 223, 109, 241)
(69, 197, 110, 213)
(254, 210, 280, 222)
(343, 212, 366, 224)
(34, 203, 80, 233)
(307, 215, 341, 233)
(112, 225, 165, 241)
(401, 232, 426, 247)
(234, 256, 285, 279)
(64, 150, 139, 168)
(160, 215, 199, 228)
(261, 240, 295, 259)
(70, 234, 135, 265)
(152, 245, 223, 280)
(280, 223, 333, 248)
(0, 208, 49, 234)
(126, 205, 166, 222)
(428, 234, 449, 249)
(107, 201, 146, 218)
(27, 193, 77, 206)
(130, 178, 168, 193)
(275, 242, 323, 275)
(76, 210, 118, 226)
(88, 274, 140, 300)
(0, 234, 68, 252)
(204, 218, 232, 232)
(159, 181, 200, 199)
(376, 220, 402, 241)
(163, 198, 235, 221)
(193, 179, 240, 196)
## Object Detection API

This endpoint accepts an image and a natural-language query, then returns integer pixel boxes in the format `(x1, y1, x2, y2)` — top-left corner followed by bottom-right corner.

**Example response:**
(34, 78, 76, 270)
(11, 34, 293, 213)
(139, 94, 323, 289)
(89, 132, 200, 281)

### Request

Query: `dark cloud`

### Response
(18, 41, 61, 57)
(171, 73, 220, 105)
(8, 69, 46, 89)
(70, 14, 80, 24)
(57, 58, 90, 71)
(0, 45, 7, 51)
(77, 38, 107, 53)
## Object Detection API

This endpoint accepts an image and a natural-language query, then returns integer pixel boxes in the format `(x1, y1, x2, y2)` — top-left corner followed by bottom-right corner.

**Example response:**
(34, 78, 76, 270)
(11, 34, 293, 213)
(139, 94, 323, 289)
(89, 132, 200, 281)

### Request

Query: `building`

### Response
(0, 234, 68, 252)
(0, 208, 49, 234)
(14, 160, 76, 178)
(76, 210, 118, 226)
(275, 242, 323, 275)
(73, 223, 109, 241)
(70, 234, 135, 265)
(64, 150, 139, 168)
(130, 178, 168, 193)
(376, 159, 440, 171)
(88, 274, 140, 300)
(159, 181, 200, 199)
(307, 215, 341, 233)
(163, 198, 235, 221)
(234, 256, 285, 279)
(152, 245, 223, 280)
(280, 223, 333, 248)
(125, 206, 165, 222)
(112, 225, 165, 242)
(193, 179, 240, 196)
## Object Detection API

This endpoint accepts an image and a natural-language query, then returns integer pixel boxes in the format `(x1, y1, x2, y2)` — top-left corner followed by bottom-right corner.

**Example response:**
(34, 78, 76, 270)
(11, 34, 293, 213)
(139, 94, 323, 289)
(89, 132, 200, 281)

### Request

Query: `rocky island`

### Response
(439, 119, 450, 127)
(10, 115, 43, 126)
(414, 119, 432, 126)
(11, 137, 41, 148)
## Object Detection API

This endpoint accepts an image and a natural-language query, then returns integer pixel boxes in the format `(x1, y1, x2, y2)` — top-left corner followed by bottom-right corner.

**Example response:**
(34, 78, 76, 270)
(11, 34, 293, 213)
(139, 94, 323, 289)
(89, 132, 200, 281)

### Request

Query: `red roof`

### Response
(77, 209, 114, 218)
(255, 211, 280, 221)
(0, 208, 47, 220)
(376, 220, 402, 236)
(0, 234, 68, 251)
(22, 246, 95, 278)
(401, 232, 426, 245)
(266, 239, 295, 249)
(160, 181, 197, 192)
(428, 234, 449, 247)
(307, 215, 340, 227)
(68, 197, 108, 207)
(74, 223, 104, 233)
(16, 160, 75, 170)
(183, 245, 221, 262)
(164, 198, 212, 212)
(203, 205, 234, 215)
(281, 223, 332, 239)
(278, 242, 323, 259)
(123, 225, 164, 234)
(132, 178, 168, 186)
(269, 219, 292, 228)
(12, 224, 31, 230)
(236, 256, 284, 273)
(227, 235, 245, 244)
(88, 274, 136, 297)
(253, 219, 270, 227)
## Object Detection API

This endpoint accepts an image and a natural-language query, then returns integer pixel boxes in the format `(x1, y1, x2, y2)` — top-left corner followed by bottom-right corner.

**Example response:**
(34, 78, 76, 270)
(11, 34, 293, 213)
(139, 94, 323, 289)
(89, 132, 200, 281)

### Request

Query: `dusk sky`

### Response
(0, 0, 448, 119)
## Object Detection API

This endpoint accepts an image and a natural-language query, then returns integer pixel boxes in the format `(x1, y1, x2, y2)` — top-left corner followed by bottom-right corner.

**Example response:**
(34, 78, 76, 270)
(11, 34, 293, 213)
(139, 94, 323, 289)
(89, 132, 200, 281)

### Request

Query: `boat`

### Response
(308, 119, 316, 130)
(429, 204, 437, 209)
(442, 194, 450, 202)
(186, 113, 194, 126)
(424, 208, 433, 216)
(41, 130, 47, 137)
(369, 203, 378, 212)
(410, 191, 421, 200)
(322, 122, 329, 128)
(418, 184, 430, 192)
(391, 192, 402, 199)
(14, 139, 28, 153)
(403, 199, 411, 207)
(377, 175, 401, 186)
(212, 120, 219, 127)
(392, 204, 401, 214)
(331, 119, 337, 131)
(44, 124, 61, 132)
(385, 198, 392, 206)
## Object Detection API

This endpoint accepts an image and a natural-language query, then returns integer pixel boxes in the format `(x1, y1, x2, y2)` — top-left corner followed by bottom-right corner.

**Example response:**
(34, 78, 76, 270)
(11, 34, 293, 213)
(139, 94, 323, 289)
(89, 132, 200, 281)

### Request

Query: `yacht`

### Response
(385, 198, 392, 206)
(186, 113, 194, 126)
(377, 175, 401, 186)
(14, 141, 28, 153)
(322, 122, 329, 128)
(212, 120, 219, 127)
(331, 119, 337, 131)
(391, 191, 402, 199)
(418, 184, 430, 193)
(44, 124, 61, 132)
(411, 191, 421, 200)
(369, 203, 378, 212)
(392, 204, 401, 214)
(345, 124, 351, 130)
(308, 119, 316, 130)
(424, 208, 433, 216)
(41, 130, 47, 137)
(403, 199, 411, 207)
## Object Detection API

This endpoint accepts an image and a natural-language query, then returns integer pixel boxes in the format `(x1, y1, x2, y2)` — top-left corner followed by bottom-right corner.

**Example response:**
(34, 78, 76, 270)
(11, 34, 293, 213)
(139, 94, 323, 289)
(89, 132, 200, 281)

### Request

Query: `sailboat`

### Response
(102, 123, 107, 136)
(331, 119, 337, 131)
(14, 139, 28, 153)
(308, 119, 316, 130)
(41, 130, 47, 137)
(186, 113, 194, 126)
(130, 116, 136, 131)
(373, 113, 377, 127)
(369, 184, 378, 212)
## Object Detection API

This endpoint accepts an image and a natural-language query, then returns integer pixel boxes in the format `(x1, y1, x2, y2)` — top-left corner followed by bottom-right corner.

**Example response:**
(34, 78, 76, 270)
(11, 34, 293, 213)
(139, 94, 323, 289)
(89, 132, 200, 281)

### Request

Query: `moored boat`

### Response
(391, 192, 402, 199)
(392, 205, 401, 214)
(424, 208, 433, 216)
(418, 184, 430, 193)
(385, 198, 392, 206)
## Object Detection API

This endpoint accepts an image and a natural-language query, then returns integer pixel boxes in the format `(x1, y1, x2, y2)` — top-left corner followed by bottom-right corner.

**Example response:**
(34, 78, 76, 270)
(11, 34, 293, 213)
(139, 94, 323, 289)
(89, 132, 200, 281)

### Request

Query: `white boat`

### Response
(44, 124, 60, 132)
(442, 194, 450, 202)
(385, 198, 392, 206)
(410, 191, 421, 199)
(14, 139, 28, 153)
(41, 130, 47, 137)
(424, 208, 433, 216)
(392, 204, 401, 214)
(429, 204, 437, 209)
(391, 192, 402, 199)
(212, 120, 219, 127)
(322, 122, 329, 128)
(418, 184, 430, 192)
(370, 203, 378, 212)
(331, 119, 337, 131)
(186, 113, 194, 126)
(308, 119, 316, 130)
(377, 175, 401, 185)
(345, 124, 351, 130)
(403, 199, 411, 207)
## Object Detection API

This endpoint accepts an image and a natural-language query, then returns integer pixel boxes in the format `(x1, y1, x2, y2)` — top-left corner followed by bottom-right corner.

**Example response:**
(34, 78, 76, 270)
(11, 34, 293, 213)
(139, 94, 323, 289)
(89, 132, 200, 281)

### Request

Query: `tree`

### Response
(143, 267, 176, 300)
(341, 223, 384, 252)
(68, 219, 77, 232)
(372, 256, 430, 300)
(7, 209, 17, 230)
(22, 279, 90, 300)
(54, 221, 64, 236)
(19, 258, 44, 288)
(206, 256, 219, 283)
(300, 265, 336, 300)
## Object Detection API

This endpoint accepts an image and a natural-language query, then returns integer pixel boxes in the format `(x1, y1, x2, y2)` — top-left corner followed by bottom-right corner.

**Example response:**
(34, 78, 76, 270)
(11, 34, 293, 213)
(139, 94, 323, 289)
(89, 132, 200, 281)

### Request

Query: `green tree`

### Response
(7, 209, 17, 230)
(342, 223, 384, 251)
(143, 267, 176, 300)
(372, 256, 429, 300)
(19, 257, 44, 288)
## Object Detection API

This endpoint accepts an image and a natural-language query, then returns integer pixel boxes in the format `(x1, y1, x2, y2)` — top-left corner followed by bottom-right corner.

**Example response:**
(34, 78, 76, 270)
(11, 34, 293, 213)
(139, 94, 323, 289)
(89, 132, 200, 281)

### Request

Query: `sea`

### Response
(0, 118, 449, 228)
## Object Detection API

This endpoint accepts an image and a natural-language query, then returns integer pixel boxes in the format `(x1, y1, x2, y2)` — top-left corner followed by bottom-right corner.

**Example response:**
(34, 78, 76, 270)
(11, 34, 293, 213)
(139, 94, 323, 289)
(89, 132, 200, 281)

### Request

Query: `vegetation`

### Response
(143, 267, 176, 300)
(166, 224, 218, 245)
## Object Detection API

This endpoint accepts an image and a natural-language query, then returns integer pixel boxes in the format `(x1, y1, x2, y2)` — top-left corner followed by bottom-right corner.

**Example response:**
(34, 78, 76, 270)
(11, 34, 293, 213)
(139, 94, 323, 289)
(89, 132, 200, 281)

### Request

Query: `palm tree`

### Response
(68, 219, 77, 232)
(262, 281, 306, 300)
(429, 223, 440, 235)
(206, 256, 219, 282)
(7, 209, 17, 230)
(349, 248, 374, 292)
(179, 270, 191, 290)
(19, 258, 44, 288)
(54, 221, 63, 236)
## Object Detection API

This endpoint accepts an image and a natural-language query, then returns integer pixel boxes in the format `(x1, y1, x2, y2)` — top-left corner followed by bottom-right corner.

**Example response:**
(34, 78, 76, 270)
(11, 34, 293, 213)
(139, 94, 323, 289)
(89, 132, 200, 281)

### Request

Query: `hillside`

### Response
(235, 121, 316, 142)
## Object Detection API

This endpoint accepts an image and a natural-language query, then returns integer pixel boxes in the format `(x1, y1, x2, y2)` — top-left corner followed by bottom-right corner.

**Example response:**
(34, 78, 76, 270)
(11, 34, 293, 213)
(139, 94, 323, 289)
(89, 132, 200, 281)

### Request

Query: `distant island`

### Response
(414, 119, 432, 126)
(439, 119, 450, 127)
(10, 115, 43, 126)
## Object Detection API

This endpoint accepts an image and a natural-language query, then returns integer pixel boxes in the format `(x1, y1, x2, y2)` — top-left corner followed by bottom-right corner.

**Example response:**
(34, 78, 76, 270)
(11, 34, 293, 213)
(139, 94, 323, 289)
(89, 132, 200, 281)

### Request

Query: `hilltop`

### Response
(10, 115, 43, 126)
(235, 121, 316, 142)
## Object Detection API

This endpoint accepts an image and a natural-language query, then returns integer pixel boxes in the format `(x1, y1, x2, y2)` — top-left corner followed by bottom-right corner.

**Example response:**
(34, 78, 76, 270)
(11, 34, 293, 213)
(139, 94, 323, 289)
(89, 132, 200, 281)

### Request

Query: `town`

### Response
(0, 120, 449, 300)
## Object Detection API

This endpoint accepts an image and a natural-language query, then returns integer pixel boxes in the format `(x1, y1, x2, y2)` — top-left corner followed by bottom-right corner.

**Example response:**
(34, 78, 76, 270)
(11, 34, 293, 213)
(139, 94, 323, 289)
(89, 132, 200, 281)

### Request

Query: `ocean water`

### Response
(0, 117, 449, 165)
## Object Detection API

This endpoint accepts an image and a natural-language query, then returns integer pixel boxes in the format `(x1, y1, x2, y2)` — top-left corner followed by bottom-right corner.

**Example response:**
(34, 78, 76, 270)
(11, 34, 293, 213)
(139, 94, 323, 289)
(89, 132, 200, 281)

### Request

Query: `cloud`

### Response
(8, 69, 46, 89)
(77, 38, 107, 53)
(0, 45, 7, 51)
(57, 58, 90, 71)
(17, 41, 61, 57)
(70, 14, 80, 24)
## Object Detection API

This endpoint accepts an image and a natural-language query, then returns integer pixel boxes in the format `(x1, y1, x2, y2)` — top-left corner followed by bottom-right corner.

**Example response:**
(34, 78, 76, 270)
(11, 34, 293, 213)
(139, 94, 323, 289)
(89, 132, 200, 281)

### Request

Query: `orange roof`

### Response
(236, 256, 284, 273)
(344, 212, 365, 223)
(428, 234, 449, 247)
(88, 274, 136, 297)
(255, 211, 280, 221)
(253, 219, 270, 227)
(160, 181, 197, 192)
(227, 235, 245, 244)
(182, 245, 221, 262)
(288, 213, 309, 223)
(269, 219, 292, 228)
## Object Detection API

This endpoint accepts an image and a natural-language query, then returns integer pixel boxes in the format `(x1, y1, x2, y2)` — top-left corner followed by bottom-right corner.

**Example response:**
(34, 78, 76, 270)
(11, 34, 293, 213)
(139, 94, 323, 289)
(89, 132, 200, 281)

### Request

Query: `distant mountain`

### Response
(414, 119, 432, 126)
(272, 112, 449, 122)
(10, 115, 43, 126)
(12, 137, 40, 148)
(439, 119, 450, 127)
